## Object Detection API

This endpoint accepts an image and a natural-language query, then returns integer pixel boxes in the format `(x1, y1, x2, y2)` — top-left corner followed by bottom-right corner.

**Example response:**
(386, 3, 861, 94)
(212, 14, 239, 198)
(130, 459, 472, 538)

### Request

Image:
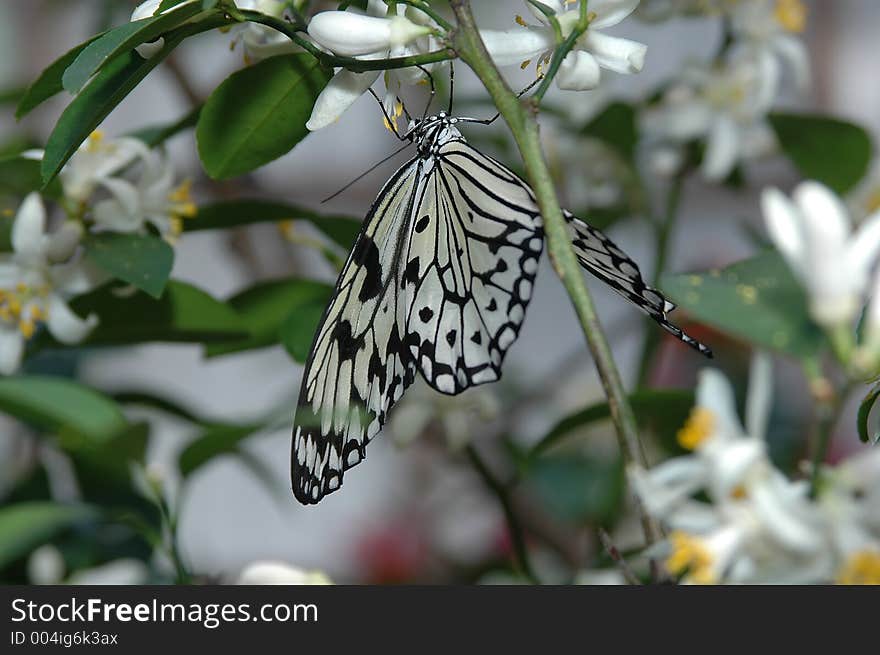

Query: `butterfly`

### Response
(291, 110, 711, 505)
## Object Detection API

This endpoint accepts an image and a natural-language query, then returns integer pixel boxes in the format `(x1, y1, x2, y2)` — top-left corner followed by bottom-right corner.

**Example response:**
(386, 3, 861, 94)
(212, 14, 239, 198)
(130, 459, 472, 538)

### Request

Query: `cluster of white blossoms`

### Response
(304, 0, 647, 130)
(761, 181, 880, 369)
(641, 0, 809, 180)
(0, 131, 198, 375)
(630, 357, 880, 584)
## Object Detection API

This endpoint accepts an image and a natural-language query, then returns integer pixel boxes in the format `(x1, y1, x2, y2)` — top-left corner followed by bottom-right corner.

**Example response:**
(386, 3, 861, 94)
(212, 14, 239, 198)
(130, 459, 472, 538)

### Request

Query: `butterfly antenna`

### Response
(320, 141, 414, 204)
(416, 64, 436, 121)
(367, 87, 407, 140)
(462, 74, 546, 126)
(447, 61, 455, 114)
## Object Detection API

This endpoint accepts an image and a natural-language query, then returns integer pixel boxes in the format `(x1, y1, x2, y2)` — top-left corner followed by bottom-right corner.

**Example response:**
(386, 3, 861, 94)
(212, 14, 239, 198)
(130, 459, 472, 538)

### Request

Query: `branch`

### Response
(449, 0, 662, 546)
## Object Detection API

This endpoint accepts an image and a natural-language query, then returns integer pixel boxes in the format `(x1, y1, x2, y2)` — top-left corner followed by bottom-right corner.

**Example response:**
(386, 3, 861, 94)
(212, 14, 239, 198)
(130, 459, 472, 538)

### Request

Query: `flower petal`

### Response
(590, 0, 640, 29)
(696, 368, 744, 439)
(12, 193, 48, 261)
(306, 68, 381, 131)
(773, 33, 811, 91)
(745, 351, 773, 442)
(555, 50, 601, 91)
(45, 295, 97, 345)
(847, 208, 880, 280)
(0, 329, 24, 376)
(761, 187, 806, 272)
(701, 114, 740, 181)
(580, 32, 646, 74)
(479, 27, 554, 67)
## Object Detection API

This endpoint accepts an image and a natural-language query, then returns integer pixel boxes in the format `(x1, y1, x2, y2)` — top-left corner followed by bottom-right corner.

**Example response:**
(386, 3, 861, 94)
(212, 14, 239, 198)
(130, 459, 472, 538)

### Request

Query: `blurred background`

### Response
(0, 0, 877, 584)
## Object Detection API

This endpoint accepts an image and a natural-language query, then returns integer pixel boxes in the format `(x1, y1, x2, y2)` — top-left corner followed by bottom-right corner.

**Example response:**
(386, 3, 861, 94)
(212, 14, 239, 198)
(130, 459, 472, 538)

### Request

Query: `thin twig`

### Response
(465, 444, 538, 583)
(449, 0, 662, 547)
(597, 528, 641, 585)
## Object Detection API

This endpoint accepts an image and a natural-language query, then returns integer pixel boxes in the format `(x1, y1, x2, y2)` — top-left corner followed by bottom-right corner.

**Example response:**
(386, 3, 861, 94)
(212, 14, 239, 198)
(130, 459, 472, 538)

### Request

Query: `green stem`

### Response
(449, 0, 661, 547)
(636, 172, 685, 387)
(240, 11, 456, 72)
(808, 382, 853, 497)
(465, 445, 538, 583)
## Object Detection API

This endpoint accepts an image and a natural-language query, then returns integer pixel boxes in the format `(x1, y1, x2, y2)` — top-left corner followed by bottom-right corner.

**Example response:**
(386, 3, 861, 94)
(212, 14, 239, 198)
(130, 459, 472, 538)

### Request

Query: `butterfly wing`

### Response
(403, 139, 544, 394)
(292, 158, 424, 504)
(564, 211, 712, 357)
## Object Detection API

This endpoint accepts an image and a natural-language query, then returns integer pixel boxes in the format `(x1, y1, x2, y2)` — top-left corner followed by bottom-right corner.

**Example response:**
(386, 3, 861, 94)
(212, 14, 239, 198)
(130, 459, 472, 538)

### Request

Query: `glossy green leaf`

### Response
(0, 376, 128, 440)
(770, 113, 873, 195)
(62, 2, 204, 93)
(580, 101, 637, 162)
(65, 281, 248, 346)
(196, 53, 331, 179)
(280, 296, 326, 362)
(531, 389, 695, 458)
(205, 278, 332, 357)
(527, 455, 624, 524)
(179, 422, 263, 476)
(84, 233, 174, 299)
(113, 390, 204, 424)
(16, 35, 102, 119)
(189, 198, 361, 249)
(857, 382, 880, 444)
(661, 251, 825, 357)
(41, 17, 226, 186)
(0, 502, 98, 570)
(61, 421, 151, 491)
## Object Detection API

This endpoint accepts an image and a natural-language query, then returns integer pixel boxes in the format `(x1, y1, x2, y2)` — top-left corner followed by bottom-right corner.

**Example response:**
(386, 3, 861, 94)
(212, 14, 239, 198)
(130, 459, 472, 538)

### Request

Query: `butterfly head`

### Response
(405, 111, 463, 158)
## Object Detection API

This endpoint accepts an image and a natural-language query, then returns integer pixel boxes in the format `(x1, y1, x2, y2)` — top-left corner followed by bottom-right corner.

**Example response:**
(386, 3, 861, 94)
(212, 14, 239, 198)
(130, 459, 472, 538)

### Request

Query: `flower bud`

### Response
(308, 12, 431, 56)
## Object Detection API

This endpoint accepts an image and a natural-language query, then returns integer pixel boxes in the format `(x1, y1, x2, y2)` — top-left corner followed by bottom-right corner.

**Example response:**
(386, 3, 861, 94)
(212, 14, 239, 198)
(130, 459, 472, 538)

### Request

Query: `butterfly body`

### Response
(291, 113, 709, 505)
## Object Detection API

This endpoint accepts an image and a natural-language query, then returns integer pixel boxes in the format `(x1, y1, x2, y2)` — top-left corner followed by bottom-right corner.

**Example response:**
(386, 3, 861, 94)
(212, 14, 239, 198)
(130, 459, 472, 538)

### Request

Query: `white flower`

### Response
(306, 3, 441, 131)
(130, 0, 198, 58)
(237, 561, 333, 585)
(92, 148, 197, 241)
(479, 0, 646, 92)
(729, 0, 810, 106)
(232, 0, 300, 63)
(761, 181, 880, 328)
(0, 194, 99, 374)
(26, 131, 150, 205)
(28, 545, 66, 585)
(641, 54, 776, 181)
(308, 11, 432, 57)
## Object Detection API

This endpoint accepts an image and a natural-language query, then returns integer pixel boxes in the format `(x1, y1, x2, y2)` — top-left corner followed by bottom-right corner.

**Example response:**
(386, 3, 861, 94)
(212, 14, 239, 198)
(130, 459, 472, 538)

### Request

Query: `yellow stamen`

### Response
(520, 59, 532, 70)
(2, 208, 13, 217)
(775, 0, 806, 33)
(15, 282, 27, 294)
(730, 485, 747, 500)
(866, 186, 880, 215)
(278, 220, 295, 241)
(29, 305, 46, 322)
(19, 319, 35, 339)
(515, 14, 528, 27)
(168, 179, 198, 221)
(86, 130, 105, 152)
(665, 532, 716, 584)
(382, 100, 405, 134)
(677, 407, 715, 450)
(837, 551, 880, 585)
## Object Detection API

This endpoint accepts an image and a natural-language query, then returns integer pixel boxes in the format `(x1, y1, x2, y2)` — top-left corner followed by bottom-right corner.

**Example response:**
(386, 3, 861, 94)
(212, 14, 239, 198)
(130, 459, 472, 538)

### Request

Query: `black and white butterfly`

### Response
(291, 108, 711, 505)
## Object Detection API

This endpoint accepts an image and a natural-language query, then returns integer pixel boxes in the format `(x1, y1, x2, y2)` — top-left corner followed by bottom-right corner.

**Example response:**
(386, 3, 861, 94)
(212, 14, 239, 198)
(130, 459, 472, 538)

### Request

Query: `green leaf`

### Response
(62, 2, 204, 94)
(60, 421, 151, 493)
(16, 35, 102, 119)
(857, 382, 880, 444)
(189, 198, 361, 249)
(661, 251, 825, 357)
(769, 113, 873, 195)
(63, 281, 248, 346)
(196, 53, 331, 179)
(41, 17, 226, 186)
(179, 422, 263, 477)
(113, 390, 204, 424)
(280, 296, 326, 362)
(84, 233, 174, 299)
(531, 389, 695, 458)
(205, 278, 332, 357)
(527, 454, 624, 524)
(128, 105, 201, 147)
(0, 156, 63, 202)
(580, 102, 637, 163)
(0, 502, 98, 570)
(0, 376, 128, 440)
